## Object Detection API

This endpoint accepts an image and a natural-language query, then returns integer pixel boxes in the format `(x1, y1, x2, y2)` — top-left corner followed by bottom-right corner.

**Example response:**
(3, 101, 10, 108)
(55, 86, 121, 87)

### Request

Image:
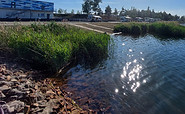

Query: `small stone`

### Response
(19, 79, 27, 83)
(0, 91, 6, 98)
(0, 85, 10, 91)
(20, 74, 27, 78)
(67, 103, 73, 110)
(72, 110, 80, 114)
(53, 104, 60, 109)
(32, 103, 39, 107)
(11, 79, 18, 82)
(46, 90, 55, 95)
(35, 85, 38, 90)
(6, 76, 11, 81)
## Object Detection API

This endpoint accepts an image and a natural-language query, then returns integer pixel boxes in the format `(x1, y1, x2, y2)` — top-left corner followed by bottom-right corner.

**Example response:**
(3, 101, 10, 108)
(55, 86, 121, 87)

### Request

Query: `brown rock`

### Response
(53, 104, 60, 110)
(11, 79, 18, 82)
(72, 110, 80, 114)
(32, 103, 39, 107)
(20, 74, 27, 78)
(46, 90, 55, 95)
(80, 111, 88, 114)
(35, 85, 38, 90)
(6, 75, 11, 81)
(67, 103, 73, 110)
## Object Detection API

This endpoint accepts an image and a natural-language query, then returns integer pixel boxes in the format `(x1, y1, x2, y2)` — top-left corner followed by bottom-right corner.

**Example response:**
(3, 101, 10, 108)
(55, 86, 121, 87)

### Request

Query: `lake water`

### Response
(56, 35, 185, 113)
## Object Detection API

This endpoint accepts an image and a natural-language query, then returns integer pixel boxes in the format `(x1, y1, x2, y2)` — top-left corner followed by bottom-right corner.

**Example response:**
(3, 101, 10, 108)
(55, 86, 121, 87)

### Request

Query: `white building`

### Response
(0, 0, 54, 20)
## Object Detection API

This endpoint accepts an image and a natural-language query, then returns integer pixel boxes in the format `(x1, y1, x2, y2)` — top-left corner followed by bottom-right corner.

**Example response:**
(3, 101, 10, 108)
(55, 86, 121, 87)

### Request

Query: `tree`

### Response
(119, 7, 125, 16)
(82, 0, 103, 14)
(71, 9, 75, 14)
(92, 0, 102, 13)
(77, 10, 81, 14)
(105, 5, 112, 16)
(180, 16, 185, 23)
(82, 0, 92, 14)
(64, 9, 67, 14)
(113, 8, 118, 15)
(58, 8, 63, 14)
(97, 8, 103, 15)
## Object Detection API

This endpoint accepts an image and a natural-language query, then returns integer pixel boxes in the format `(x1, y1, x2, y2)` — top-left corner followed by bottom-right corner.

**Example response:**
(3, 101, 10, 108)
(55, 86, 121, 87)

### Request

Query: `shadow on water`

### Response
(53, 35, 185, 113)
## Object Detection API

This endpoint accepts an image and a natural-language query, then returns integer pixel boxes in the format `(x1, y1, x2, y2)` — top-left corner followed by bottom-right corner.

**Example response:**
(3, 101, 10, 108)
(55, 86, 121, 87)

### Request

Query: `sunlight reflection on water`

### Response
(121, 59, 144, 92)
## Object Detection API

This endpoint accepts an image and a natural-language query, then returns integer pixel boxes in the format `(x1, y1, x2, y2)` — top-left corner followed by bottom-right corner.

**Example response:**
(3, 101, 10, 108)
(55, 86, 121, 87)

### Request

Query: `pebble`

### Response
(0, 85, 10, 91)
(6, 76, 11, 81)
(0, 91, 6, 98)
(11, 78, 18, 82)
(32, 103, 39, 107)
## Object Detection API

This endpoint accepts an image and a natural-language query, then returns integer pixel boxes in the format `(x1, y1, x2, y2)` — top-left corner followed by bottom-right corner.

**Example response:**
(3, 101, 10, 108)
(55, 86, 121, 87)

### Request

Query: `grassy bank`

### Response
(114, 22, 185, 38)
(0, 23, 110, 73)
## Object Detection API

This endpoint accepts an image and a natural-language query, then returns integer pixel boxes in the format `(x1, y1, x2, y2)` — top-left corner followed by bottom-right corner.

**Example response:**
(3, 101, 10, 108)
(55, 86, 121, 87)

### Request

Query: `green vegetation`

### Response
(114, 22, 185, 38)
(0, 23, 110, 73)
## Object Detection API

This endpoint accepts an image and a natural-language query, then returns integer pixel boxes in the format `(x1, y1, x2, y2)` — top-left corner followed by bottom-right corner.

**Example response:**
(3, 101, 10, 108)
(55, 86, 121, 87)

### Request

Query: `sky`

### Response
(40, 0, 185, 16)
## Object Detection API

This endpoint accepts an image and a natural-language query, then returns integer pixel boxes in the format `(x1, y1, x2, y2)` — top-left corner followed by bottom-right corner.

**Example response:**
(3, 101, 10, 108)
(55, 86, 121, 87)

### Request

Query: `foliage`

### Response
(121, 7, 180, 21)
(113, 8, 118, 16)
(82, 0, 102, 14)
(179, 16, 185, 23)
(58, 8, 63, 14)
(105, 5, 112, 16)
(82, 0, 92, 14)
(71, 9, 75, 14)
(114, 22, 185, 38)
(0, 23, 110, 73)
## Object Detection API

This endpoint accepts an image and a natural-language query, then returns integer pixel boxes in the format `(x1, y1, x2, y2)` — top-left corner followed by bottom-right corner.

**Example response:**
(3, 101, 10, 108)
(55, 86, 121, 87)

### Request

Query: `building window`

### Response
(38, 14, 40, 17)
(11, 2, 16, 8)
(41, 5, 45, 10)
(41, 13, 45, 17)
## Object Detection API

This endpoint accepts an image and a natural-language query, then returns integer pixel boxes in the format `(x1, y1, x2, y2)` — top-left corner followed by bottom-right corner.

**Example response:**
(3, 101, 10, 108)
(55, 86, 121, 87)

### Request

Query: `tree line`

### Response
(55, 0, 185, 22)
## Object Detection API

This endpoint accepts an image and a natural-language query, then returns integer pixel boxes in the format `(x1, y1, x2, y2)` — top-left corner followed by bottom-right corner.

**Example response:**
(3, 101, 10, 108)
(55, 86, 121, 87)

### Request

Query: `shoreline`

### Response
(0, 50, 90, 113)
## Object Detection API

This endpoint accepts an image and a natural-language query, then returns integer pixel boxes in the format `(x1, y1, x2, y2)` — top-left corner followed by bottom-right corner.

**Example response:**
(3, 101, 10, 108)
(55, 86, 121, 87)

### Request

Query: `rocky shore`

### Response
(0, 50, 89, 113)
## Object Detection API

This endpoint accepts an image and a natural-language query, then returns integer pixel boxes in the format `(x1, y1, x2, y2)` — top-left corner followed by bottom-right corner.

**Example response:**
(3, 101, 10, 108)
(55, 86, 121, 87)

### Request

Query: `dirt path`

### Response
(68, 22, 117, 35)
(68, 23, 108, 34)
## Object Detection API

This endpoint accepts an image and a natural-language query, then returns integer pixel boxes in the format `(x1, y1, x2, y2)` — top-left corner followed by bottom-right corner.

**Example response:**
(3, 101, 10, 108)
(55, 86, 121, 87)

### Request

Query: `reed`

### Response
(114, 22, 185, 38)
(0, 22, 110, 73)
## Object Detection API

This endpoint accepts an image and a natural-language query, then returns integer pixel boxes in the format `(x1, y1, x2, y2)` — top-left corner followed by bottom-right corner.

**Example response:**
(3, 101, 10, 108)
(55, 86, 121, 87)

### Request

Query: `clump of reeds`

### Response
(114, 22, 185, 38)
(0, 22, 110, 73)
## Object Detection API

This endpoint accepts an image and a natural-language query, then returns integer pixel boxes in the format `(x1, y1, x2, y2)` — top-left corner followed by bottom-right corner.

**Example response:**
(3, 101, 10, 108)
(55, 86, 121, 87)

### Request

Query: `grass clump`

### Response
(0, 22, 110, 73)
(114, 22, 185, 38)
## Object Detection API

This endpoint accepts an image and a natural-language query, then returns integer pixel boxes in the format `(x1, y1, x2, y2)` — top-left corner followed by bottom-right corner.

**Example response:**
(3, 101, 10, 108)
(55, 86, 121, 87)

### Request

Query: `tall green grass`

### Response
(114, 22, 185, 38)
(0, 23, 110, 73)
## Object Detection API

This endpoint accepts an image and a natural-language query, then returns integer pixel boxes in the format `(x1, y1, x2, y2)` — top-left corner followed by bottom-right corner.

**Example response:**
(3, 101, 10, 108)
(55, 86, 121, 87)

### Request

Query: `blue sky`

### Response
(41, 0, 185, 16)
